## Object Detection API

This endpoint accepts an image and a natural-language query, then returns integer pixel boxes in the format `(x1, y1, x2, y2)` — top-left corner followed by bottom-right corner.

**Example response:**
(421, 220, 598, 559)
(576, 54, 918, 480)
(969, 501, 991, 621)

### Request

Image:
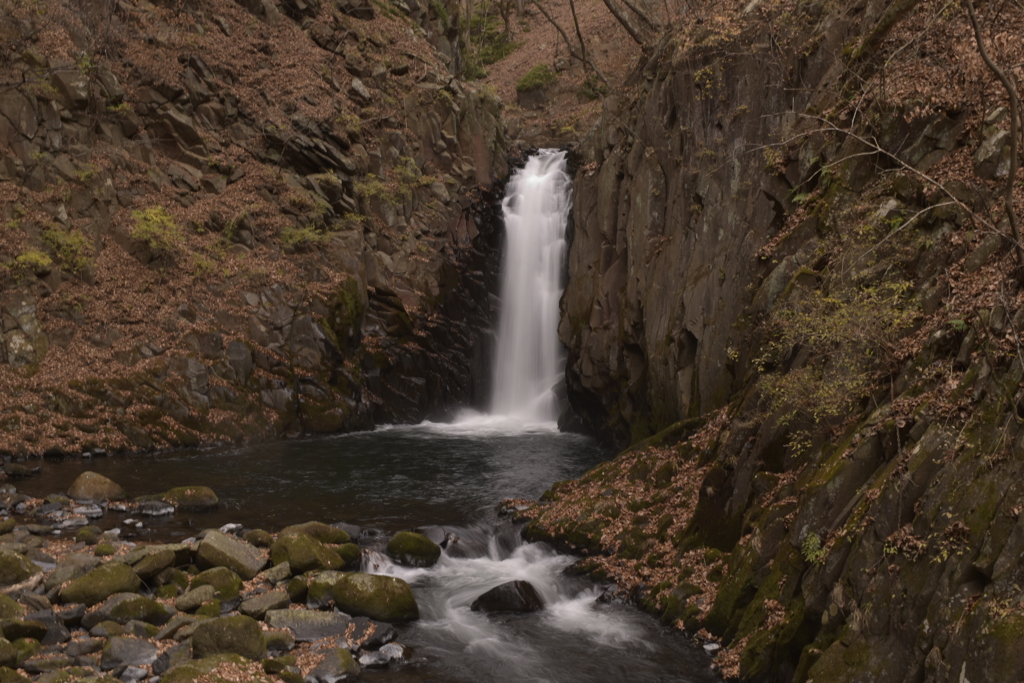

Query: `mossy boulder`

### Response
(158, 486, 219, 512)
(306, 571, 345, 610)
(0, 666, 30, 683)
(60, 563, 141, 606)
(197, 531, 266, 580)
(0, 598, 21, 621)
(0, 621, 46, 642)
(0, 640, 15, 669)
(82, 593, 175, 628)
(11, 638, 39, 666)
(94, 543, 116, 557)
(307, 648, 359, 681)
(190, 567, 243, 601)
(243, 530, 273, 548)
(132, 548, 176, 581)
(332, 573, 419, 622)
(68, 472, 126, 502)
(0, 552, 40, 588)
(269, 534, 342, 575)
(386, 531, 441, 567)
(336, 543, 360, 570)
(162, 654, 276, 683)
(278, 522, 350, 545)
(191, 615, 266, 660)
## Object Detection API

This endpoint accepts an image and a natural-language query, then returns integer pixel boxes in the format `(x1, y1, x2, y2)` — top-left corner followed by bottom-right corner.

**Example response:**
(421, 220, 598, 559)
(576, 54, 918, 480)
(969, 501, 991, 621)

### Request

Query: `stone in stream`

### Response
(269, 534, 343, 574)
(470, 580, 544, 613)
(153, 639, 192, 674)
(191, 615, 266, 660)
(0, 638, 14, 669)
(81, 593, 175, 628)
(67, 472, 127, 502)
(238, 590, 289, 619)
(174, 585, 217, 613)
(0, 596, 22, 620)
(44, 553, 103, 591)
(196, 530, 266, 580)
(146, 486, 219, 512)
(59, 562, 140, 606)
(100, 636, 158, 670)
(0, 551, 40, 588)
(332, 574, 419, 622)
(0, 619, 47, 641)
(278, 521, 350, 545)
(131, 547, 176, 580)
(306, 648, 359, 683)
(386, 531, 441, 567)
(189, 566, 243, 600)
(264, 609, 353, 642)
(305, 571, 345, 610)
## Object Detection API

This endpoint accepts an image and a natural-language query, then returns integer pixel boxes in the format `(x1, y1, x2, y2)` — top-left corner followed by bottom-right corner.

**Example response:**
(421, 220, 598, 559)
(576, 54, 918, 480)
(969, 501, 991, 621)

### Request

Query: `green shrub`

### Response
(281, 225, 327, 251)
(516, 64, 557, 92)
(14, 249, 52, 275)
(131, 206, 183, 255)
(577, 74, 607, 101)
(42, 226, 91, 274)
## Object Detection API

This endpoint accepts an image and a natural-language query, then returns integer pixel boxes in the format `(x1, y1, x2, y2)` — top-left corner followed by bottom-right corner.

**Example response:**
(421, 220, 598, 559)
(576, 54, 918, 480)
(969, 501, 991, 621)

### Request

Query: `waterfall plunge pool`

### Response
(18, 419, 718, 683)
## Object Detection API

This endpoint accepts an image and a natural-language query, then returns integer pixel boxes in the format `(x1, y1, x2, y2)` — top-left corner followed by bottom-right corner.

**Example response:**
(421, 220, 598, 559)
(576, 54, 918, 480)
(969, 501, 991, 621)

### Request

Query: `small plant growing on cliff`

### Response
(42, 226, 91, 275)
(516, 64, 557, 92)
(14, 249, 53, 277)
(802, 532, 827, 564)
(131, 206, 183, 255)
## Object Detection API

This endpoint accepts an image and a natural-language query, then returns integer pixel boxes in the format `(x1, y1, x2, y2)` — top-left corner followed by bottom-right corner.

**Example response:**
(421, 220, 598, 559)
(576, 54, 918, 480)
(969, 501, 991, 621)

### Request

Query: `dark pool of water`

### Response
(18, 413, 611, 538)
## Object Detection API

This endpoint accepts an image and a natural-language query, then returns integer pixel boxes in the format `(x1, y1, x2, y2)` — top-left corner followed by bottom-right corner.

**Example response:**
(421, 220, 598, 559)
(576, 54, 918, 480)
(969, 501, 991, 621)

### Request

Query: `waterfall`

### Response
(491, 150, 571, 421)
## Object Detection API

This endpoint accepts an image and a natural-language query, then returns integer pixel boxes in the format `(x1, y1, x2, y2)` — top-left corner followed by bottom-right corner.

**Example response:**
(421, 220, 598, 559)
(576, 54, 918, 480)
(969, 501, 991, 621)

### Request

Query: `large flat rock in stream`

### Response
(264, 609, 352, 642)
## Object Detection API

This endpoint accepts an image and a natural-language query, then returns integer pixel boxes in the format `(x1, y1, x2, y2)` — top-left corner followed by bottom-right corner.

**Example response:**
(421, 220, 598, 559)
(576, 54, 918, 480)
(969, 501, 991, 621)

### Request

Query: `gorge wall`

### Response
(529, 0, 1024, 681)
(0, 0, 505, 454)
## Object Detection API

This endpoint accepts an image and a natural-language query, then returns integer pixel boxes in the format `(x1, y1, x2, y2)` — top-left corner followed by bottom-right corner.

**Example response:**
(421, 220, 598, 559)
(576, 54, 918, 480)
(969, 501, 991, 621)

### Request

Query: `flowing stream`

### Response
(16, 151, 717, 682)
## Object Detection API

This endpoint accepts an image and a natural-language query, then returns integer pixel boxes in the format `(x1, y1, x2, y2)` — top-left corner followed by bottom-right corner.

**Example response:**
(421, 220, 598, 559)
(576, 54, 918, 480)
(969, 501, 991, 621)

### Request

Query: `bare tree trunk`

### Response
(599, 0, 650, 45)
(620, 0, 661, 33)
(965, 0, 1024, 274)
(568, 0, 589, 69)
(532, 0, 609, 83)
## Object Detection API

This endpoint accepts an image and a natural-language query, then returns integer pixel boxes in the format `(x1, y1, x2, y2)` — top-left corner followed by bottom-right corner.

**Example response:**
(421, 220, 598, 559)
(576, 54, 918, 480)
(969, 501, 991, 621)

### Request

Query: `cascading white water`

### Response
(491, 150, 572, 421)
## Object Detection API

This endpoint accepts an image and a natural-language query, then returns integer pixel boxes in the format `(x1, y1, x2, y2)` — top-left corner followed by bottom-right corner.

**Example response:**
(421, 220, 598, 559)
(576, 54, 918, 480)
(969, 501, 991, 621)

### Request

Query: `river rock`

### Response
(238, 590, 289, 619)
(157, 486, 219, 512)
(306, 571, 345, 609)
(132, 547, 176, 580)
(153, 640, 192, 675)
(0, 597, 22, 620)
(175, 585, 217, 613)
(197, 531, 266, 580)
(269, 533, 343, 574)
(68, 472, 127, 502)
(278, 521, 350, 545)
(264, 609, 352, 642)
(81, 593, 175, 628)
(307, 648, 360, 682)
(0, 619, 47, 641)
(190, 566, 243, 600)
(0, 551, 40, 588)
(470, 580, 544, 613)
(264, 628, 295, 654)
(44, 553, 103, 591)
(191, 615, 266, 660)
(348, 616, 396, 649)
(332, 573, 418, 622)
(60, 562, 141, 606)
(386, 531, 441, 567)
(0, 638, 14, 668)
(101, 636, 158, 670)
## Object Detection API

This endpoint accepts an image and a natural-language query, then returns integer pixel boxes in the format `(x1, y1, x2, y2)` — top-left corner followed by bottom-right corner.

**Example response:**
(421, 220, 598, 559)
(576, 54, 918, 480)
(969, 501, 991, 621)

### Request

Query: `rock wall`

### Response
(0, 0, 506, 455)
(539, 0, 1024, 681)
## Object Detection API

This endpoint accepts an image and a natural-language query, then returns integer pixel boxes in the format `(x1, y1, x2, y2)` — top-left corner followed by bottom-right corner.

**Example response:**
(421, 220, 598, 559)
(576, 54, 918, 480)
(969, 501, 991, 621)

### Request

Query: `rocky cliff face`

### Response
(0, 0, 505, 454)
(535, 0, 1024, 681)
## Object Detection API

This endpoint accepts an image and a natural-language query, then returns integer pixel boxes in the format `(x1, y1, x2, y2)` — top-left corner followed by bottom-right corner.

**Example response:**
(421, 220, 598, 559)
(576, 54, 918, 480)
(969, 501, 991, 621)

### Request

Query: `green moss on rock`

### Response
(278, 522, 350, 545)
(269, 534, 343, 574)
(59, 562, 140, 606)
(332, 573, 419, 622)
(190, 567, 243, 601)
(0, 552, 40, 589)
(192, 616, 266, 660)
(386, 531, 441, 567)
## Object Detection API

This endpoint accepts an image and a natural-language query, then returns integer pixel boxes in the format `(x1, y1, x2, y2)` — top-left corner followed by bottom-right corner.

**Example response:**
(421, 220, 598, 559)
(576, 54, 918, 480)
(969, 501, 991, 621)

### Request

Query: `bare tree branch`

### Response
(965, 0, 1024, 273)
(531, 0, 609, 84)
(598, 0, 650, 45)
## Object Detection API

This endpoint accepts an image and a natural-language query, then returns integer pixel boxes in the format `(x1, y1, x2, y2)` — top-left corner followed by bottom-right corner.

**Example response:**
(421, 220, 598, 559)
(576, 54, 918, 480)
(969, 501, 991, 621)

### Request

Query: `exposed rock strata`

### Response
(0, 0, 505, 455)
